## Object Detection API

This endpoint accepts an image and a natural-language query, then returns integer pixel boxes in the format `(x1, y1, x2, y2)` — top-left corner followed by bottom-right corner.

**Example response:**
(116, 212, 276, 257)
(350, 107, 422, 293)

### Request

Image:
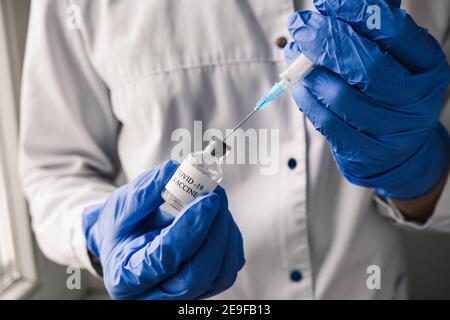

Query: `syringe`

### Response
(224, 53, 314, 141)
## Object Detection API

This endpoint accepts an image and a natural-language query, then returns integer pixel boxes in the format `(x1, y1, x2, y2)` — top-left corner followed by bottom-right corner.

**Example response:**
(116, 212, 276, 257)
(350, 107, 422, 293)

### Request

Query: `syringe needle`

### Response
(224, 109, 257, 141)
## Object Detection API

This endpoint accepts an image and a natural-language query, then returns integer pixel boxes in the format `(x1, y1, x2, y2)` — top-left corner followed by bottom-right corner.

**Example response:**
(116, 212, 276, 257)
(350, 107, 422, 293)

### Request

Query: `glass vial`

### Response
(162, 136, 231, 212)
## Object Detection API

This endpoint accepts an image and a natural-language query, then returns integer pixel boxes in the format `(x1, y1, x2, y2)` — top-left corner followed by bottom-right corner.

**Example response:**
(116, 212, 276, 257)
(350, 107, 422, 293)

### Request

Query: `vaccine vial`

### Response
(162, 136, 231, 212)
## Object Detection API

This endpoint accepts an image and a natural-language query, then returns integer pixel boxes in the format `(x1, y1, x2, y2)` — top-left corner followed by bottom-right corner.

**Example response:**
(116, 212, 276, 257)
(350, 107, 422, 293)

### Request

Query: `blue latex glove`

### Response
(82, 160, 245, 299)
(285, 0, 450, 199)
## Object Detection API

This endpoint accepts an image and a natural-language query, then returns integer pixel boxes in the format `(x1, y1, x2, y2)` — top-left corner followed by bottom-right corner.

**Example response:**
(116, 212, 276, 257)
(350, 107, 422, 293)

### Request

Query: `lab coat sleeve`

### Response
(19, 0, 120, 275)
(374, 8, 450, 232)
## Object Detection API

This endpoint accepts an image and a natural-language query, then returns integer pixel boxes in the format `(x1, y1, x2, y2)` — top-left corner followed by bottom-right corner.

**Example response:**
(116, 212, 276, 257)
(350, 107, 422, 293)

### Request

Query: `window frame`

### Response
(0, 0, 38, 299)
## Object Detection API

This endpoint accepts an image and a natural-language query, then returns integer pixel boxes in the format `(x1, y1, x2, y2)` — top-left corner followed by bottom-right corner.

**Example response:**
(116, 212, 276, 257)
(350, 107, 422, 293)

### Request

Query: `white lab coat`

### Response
(20, 0, 450, 299)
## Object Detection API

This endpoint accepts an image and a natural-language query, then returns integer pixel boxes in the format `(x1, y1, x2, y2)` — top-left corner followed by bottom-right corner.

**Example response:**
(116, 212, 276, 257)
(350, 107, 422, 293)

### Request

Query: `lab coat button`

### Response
(290, 270, 303, 282)
(288, 158, 297, 170)
(276, 37, 288, 49)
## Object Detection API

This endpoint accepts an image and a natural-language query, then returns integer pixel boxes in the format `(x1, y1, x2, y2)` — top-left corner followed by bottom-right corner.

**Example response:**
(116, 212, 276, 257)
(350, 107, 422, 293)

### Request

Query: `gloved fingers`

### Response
(331, 124, 450, 199)
(102, 226, 181, 300)
(82, 203, 104, 258)
(287, 43, 428, 182)
(125, 192, 221, 288)
(197, 214, 245, 300)
(110, 160, 178, 230)
(132, 209, 175, 236)
(288, 10, 418, 105)
(312, 0, 447, 74)
(327, 120, 431, 187)
(293, 84, 352, 147)
(374, 124, 450, 199)
(212, 185, 229, 209)
(300, 66, 421, 135)
(292, 83, 393, 161)
(198, 186, 245, 299)
(384, 0, 401, 8)
(144, 194, 232, 299)
(284, 41, 302, 65)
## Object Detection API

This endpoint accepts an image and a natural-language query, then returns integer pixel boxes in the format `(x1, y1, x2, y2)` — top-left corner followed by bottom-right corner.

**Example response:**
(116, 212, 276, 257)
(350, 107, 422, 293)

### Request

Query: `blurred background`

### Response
(0, 0, 449, 299)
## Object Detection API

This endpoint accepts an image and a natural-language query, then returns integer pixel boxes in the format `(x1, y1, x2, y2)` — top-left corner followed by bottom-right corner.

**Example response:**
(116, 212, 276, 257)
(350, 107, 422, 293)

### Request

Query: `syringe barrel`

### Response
(279, 54, 314, 87)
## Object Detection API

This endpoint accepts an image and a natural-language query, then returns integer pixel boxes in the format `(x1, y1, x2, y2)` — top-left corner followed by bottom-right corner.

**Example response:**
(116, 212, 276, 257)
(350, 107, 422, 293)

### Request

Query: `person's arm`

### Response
(20, 0, 120, 273)
(390, 2, 450, 226)
(392, 170, 449, 224)
(285, 0, 450, 232)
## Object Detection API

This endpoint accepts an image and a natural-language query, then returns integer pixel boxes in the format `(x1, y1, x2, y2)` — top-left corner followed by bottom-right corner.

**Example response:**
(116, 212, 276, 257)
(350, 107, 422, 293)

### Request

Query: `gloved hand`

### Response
(285, 0, 450, 199)
(82, 160, 245, 299)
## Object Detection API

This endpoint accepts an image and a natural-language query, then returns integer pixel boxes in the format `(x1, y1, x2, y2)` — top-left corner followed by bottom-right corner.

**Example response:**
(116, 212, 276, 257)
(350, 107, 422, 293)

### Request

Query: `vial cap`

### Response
(207, 136, 231, 158)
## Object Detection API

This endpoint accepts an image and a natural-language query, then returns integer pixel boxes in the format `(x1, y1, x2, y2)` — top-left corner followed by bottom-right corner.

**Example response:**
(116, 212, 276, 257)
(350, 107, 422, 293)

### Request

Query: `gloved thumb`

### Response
(82, 160, 179, 258)
(110, 160, 179, 229)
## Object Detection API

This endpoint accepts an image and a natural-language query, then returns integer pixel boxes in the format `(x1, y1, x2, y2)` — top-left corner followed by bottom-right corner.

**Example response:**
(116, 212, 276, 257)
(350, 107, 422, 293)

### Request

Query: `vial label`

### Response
(165, 161, 218, 205)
